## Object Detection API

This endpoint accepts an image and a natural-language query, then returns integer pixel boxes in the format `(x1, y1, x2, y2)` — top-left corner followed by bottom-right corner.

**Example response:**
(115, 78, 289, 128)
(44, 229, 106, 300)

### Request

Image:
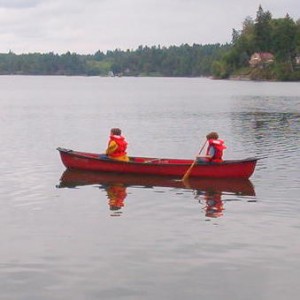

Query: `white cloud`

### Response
(0, 0, 298, 54)
(0, 0, 40, 9)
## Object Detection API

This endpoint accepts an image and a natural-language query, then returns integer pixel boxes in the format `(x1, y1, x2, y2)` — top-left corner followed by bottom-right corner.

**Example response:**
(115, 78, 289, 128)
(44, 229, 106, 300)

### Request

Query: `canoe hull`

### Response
(57, 148, 258, 179)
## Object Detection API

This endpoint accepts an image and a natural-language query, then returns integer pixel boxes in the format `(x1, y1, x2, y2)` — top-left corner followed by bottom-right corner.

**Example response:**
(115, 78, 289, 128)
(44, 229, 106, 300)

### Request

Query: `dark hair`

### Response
(111, 128, 122, 135)
(206, 132, 219, 140)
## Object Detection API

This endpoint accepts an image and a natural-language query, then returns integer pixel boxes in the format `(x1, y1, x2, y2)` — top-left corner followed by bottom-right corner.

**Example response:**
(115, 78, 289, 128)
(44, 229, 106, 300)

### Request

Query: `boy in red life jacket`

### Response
(197, 132, 226, 163)
(105, 128, 129, 162)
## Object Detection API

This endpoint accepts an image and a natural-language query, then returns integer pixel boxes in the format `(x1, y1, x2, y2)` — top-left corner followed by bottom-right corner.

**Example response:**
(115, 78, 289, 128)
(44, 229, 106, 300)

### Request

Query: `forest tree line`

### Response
(0, 44, 229, 77)
(0, 6, 299, 80)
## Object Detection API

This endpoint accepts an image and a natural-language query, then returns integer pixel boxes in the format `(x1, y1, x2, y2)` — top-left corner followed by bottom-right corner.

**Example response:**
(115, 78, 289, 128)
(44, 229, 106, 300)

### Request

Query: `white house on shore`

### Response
(249, 52, 275, 67)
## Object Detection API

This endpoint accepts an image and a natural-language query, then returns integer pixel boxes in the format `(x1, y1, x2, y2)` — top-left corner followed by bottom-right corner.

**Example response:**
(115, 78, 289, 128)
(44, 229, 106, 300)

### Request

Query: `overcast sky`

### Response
(0, 0, 298, 54)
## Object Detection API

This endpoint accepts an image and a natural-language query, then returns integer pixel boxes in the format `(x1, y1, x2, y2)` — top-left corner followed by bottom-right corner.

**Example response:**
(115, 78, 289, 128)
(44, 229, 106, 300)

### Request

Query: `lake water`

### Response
(0, 76, 299, 300)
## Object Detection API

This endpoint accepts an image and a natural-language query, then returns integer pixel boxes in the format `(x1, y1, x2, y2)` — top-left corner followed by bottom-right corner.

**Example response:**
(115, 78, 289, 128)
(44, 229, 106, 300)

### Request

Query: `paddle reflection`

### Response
(57, 169, 256, 218)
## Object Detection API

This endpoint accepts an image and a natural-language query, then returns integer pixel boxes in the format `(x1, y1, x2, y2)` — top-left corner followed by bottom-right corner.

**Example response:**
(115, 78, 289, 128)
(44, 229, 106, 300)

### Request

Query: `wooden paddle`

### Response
(182, 140, 207, 182)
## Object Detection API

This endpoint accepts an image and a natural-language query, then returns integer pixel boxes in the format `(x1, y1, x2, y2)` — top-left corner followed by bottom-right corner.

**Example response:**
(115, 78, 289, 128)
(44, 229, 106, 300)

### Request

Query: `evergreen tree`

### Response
(254, 5, 272, 52)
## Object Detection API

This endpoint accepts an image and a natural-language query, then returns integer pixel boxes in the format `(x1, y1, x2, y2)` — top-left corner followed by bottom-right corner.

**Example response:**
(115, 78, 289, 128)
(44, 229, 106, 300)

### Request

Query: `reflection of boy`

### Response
(106, 183, 127, 211)
(204, 191, 224, 218)
(194, 189, 224, 218)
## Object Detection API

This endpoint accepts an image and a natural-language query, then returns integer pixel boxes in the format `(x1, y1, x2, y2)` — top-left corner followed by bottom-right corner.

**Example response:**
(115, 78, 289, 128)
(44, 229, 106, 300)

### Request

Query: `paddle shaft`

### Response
(182, 140, 207, 181)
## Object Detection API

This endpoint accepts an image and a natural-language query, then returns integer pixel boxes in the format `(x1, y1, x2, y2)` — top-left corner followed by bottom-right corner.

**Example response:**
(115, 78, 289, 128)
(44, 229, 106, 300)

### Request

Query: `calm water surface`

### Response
(0, 76, 300, 300)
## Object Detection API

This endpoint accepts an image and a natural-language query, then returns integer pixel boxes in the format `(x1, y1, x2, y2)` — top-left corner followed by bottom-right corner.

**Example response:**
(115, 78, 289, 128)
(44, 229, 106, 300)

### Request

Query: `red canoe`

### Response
(57, 147, 259, 179)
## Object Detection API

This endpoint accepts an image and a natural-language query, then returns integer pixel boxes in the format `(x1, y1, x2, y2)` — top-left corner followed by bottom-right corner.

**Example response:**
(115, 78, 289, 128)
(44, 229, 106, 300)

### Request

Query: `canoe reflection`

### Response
(58, 169, 256, 217)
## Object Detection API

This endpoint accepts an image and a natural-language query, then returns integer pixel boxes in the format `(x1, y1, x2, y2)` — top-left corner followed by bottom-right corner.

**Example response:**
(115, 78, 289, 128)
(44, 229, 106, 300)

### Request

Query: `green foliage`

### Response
(0, 52, 87, 75)
(271, 15, 297, 62)
(211, 60, 230, 79)
(0, 44, 229, 77)
(86, 60, 112, 76)
(249, 65, 275, 80)
(254, 5, 273, 52)
(213, 5, 300, 80)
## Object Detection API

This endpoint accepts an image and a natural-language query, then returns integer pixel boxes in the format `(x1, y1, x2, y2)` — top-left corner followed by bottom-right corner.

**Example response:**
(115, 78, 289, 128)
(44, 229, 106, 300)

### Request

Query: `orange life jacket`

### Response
(206, 139, 226, 162)
(108, 135, 128, 158)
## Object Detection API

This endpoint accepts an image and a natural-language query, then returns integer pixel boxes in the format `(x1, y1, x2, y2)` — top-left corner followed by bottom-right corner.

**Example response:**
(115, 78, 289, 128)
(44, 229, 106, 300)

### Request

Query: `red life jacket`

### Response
(108, 135, 128, 158)
(206, 139, 226, 162)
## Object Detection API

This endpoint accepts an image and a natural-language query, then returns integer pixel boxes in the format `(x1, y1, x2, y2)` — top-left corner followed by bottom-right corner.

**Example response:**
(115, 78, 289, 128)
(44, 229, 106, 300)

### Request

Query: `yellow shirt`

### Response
(106, 141, 129, 162)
